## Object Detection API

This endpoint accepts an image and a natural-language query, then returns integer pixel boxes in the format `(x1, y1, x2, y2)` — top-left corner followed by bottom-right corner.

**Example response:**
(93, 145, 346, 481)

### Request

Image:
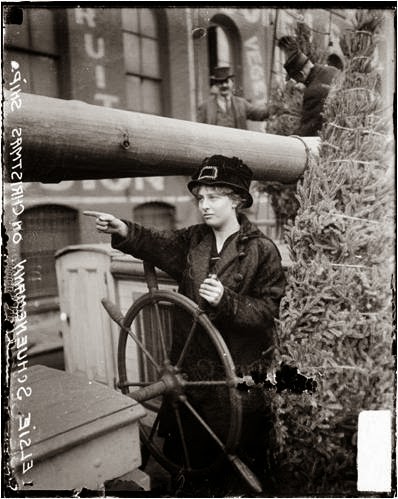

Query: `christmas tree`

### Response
(270, 10, 395, 495)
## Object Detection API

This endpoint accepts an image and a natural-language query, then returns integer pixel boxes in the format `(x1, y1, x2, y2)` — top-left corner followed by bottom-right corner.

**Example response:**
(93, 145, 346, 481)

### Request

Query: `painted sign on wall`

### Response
(68, 8, 126, 108)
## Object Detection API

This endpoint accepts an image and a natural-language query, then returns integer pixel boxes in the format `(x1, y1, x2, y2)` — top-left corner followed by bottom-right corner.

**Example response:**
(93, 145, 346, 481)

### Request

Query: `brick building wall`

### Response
(4, 6, 351, 310)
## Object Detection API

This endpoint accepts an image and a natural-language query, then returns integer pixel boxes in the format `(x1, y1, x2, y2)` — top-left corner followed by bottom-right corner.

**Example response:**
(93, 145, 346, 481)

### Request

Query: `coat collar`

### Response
(193, 213, 263, 245)
(213, 214, 264, 277)
(236, 213, 264, 241)
(188, 214, 263, 286)
(193, 213, 263, 243)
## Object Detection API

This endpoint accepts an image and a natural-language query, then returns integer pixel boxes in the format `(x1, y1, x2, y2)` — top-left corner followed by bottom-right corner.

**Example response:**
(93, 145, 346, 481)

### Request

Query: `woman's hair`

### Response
(191, 185, 246, 210)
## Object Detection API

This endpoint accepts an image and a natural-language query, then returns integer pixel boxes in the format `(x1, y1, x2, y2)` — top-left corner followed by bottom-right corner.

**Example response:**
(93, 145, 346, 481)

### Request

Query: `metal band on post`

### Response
(288, 135, 320, 173)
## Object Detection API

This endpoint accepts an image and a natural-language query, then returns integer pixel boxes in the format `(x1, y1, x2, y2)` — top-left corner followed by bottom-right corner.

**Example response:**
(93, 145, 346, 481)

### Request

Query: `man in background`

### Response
(279, 36, 340, 136)
(198, 66, 279, 130)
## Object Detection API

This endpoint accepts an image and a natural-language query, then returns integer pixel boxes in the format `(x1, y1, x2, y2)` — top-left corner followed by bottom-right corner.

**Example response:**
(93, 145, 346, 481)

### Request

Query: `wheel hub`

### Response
(160, 363, 186, 402)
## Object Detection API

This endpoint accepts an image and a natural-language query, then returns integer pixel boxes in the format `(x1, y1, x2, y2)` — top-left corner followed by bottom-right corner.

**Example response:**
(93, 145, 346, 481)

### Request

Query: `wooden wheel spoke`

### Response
(152, 301, 170, 364)
(147, 411, 161, 444)
(174, 404, 191, 470)
(176, 316, 199, 368)
(181, 399, 225, 452)
(119, 380, 155, 388)
(124, 324, 162, 373)
(183, 380, 229, 387)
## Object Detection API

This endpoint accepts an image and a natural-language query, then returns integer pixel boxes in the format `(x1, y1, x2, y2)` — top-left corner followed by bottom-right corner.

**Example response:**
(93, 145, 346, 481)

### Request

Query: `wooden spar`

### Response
(4, 92, 319, 183)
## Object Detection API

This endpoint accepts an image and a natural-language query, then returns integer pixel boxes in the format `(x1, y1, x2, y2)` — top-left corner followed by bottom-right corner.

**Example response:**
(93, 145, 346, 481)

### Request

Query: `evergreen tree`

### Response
(269, 10, 395, 495)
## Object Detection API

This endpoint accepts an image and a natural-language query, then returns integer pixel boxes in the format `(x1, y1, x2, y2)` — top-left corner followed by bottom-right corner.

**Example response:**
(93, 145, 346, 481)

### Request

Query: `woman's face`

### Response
(196, 186, 237, 229)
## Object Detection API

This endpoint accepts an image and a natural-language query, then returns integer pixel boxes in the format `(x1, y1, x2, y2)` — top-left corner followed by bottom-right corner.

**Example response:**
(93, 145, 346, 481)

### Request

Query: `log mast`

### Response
(4, 92, 319, 183)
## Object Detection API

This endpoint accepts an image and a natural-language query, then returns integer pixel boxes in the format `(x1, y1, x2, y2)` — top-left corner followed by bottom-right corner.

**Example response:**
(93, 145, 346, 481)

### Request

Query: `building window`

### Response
(207, 15, 242, 91)
(3, 7, 61, 97)
(208, 25, 232, 68)
(122, 8, 164, 115)
(133, 202, 175, 230)
(21, 205, 80, 299)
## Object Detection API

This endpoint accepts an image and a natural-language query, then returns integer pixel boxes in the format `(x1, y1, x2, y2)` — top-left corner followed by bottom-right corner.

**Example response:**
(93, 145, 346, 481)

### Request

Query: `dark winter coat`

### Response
(299, 63, 339, 136)
(112, 214, 286, 374)
(197, 95, 270, 130)
(112, 214, 286, 475)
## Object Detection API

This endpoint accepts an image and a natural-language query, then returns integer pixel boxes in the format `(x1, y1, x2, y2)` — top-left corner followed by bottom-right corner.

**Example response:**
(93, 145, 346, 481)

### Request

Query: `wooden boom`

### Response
(4, 92, 319, 183)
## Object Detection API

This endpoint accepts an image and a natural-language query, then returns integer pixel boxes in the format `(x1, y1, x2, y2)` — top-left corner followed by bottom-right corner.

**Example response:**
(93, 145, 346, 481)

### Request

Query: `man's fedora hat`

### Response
(187, 155, 253, 208)
(211, 66, 235, 82)
(284, 50, 309, 81)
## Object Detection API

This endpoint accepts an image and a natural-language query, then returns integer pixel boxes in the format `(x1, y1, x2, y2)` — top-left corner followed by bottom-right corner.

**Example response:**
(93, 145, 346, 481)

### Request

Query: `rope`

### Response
(330, 213, 380, 224)
(328, 122, 387, 137)
(330, 263, 370, 269)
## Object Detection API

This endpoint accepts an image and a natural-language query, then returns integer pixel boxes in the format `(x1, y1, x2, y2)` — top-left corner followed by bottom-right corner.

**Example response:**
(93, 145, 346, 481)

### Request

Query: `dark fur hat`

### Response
(188, 155, 253, 208)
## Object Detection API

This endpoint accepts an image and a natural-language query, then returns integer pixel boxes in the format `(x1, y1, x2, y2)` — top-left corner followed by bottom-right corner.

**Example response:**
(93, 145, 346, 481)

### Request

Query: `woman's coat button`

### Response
(234, 273, 244, 282)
